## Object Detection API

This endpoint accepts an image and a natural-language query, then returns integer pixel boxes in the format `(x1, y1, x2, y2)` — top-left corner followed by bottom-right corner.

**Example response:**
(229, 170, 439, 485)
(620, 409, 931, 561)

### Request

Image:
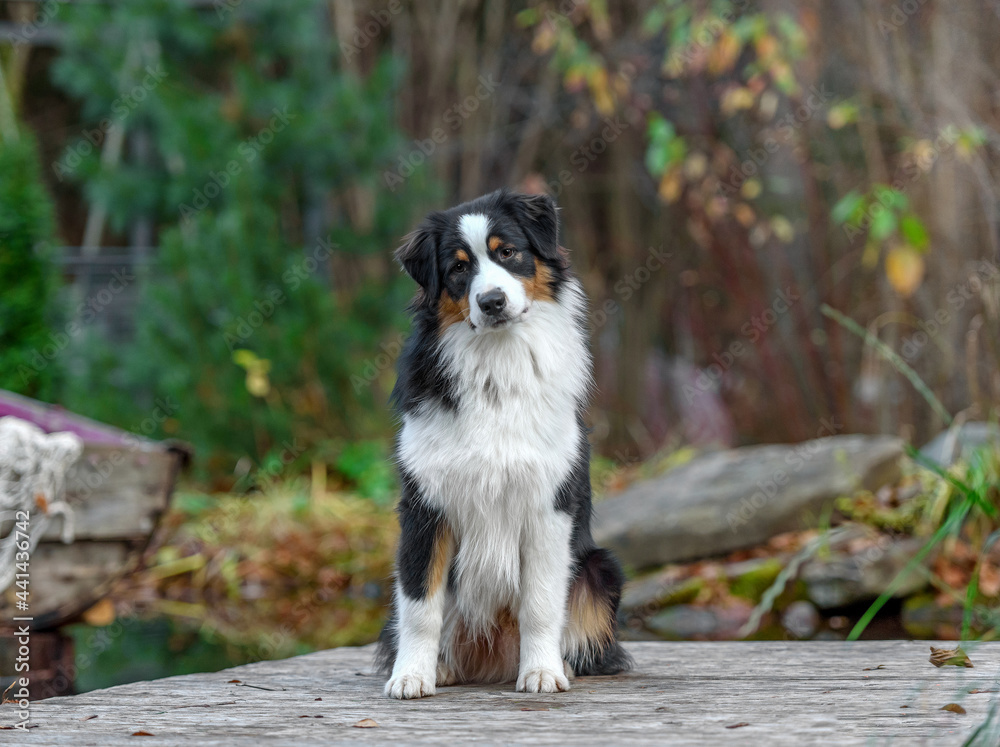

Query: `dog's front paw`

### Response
(516, 666, 570, 694)
(385, 672, 436, 699)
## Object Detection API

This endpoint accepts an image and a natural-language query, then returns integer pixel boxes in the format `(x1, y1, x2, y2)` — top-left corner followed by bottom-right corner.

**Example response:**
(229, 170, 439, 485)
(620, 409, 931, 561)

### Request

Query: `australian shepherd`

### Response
(375, 188, 632, 698)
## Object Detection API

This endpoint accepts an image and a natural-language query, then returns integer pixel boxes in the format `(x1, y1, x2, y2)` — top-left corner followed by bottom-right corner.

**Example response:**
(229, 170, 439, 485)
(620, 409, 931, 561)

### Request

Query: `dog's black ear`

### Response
(509, 192, 559, 260)
(395, 222, 440, 304)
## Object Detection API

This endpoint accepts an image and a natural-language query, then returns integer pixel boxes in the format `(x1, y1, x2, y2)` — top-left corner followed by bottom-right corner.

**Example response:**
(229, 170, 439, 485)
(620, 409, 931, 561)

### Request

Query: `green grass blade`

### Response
(847, 496, 973, 640)
(820, 304, 953, 427)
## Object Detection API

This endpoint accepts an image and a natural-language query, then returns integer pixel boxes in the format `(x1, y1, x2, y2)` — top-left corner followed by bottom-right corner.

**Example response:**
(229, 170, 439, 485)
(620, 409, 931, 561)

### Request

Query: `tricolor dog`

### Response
(376, 189, 631, 698)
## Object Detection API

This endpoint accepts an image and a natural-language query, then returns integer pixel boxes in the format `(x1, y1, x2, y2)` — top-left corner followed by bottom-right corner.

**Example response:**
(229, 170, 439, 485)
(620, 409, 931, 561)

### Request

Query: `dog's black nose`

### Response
(477, 289, 507, 316)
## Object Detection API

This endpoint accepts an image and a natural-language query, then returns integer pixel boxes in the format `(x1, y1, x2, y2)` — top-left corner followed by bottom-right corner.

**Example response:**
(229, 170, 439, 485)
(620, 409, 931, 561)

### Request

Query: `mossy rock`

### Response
(729, 559, 784, 601)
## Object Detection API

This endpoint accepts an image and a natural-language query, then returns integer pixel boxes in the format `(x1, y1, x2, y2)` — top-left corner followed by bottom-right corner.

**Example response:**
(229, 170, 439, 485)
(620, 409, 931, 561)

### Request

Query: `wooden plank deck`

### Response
(5, 641, 1000, 745)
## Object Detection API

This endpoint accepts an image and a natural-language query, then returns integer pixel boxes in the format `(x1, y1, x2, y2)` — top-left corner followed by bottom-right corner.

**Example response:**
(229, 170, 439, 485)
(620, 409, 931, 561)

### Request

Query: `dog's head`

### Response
(396, 189, 565, 332)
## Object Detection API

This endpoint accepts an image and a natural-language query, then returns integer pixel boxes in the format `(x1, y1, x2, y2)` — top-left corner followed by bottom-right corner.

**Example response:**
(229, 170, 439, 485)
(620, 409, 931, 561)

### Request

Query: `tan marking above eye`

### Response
(456, 249, 469, 262)
(488, 236, 502, 251)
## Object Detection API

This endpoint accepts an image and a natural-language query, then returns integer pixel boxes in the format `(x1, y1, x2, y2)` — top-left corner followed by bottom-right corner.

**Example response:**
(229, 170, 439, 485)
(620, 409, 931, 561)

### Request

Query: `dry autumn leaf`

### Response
(726, 722, 750, 729)
(941, 703, 967, 714)
(82, 598, 116, 627)
(353, 718, 379, 728)
(885, 244, 925, 298)
(131, 731, 155, 736)
(929, 646, 973, 668)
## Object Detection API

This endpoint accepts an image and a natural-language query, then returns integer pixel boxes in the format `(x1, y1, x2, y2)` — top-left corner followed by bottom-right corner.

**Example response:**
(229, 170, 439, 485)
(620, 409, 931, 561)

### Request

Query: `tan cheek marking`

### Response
(521, 258, 555, 302)
(427, 524, 453, 596)
(438, 292, 471, 329)
(488, 236, 502, 251)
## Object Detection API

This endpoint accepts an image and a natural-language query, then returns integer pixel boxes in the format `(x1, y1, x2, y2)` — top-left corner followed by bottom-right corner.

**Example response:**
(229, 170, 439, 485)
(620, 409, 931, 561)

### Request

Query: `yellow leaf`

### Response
(588, 67, 614, 116)
(885, 244, 925, 298)
(683, 152, 708, 181)
(533, 24, 557, 55)
(82, 598, 116, 627)
(721, 87, 755, 116)
(247, 370, 271, 398)
(708, 30, 741, 75)
(771, 216, 794, 242)
(658, 166, 683, 203)
(755, 34, 778, 62)
(733, 203, 756, 227)
(740, 178, 762, 200)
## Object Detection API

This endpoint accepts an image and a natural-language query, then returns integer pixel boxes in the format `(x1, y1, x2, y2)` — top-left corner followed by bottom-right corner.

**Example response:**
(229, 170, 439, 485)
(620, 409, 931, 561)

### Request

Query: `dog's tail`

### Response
(564, 547, 634, 676)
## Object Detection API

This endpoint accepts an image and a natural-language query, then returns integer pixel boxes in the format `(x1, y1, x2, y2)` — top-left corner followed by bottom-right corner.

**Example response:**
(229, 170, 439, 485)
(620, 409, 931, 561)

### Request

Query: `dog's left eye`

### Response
(499, 247, 515, 259)
(453, 262, 466, 274)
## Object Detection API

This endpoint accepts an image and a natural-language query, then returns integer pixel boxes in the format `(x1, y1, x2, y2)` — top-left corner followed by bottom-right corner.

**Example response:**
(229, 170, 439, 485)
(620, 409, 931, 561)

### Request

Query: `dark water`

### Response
(67, 617, 280, 694)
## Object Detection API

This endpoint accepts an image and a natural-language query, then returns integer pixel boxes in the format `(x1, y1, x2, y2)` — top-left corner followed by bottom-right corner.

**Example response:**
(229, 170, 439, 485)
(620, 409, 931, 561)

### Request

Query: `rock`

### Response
(902, 594, 965, 639)
(646, 601, 754, 640)
(593, 435, 904, 569)
(782, 601, 820, 639)
(920, 422, 1000, 468)
(800, 535, 928, 610)
(620, 570, 704, 614)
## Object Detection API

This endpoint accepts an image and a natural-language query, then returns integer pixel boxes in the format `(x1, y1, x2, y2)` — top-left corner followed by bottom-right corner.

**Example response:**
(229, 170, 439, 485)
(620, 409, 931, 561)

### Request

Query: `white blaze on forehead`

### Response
(458, 213, 528, 327)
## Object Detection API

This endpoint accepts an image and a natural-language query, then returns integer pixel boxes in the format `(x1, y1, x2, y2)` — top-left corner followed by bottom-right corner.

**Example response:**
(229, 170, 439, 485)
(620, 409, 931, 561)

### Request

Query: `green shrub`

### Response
(51, 0, 434, 478)
(0, 134, 62, 400)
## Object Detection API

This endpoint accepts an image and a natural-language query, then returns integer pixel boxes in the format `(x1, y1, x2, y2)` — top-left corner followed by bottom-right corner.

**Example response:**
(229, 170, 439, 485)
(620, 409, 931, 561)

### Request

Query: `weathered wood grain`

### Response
(0, 441, 183, 627)
(4, 641, 999, 745)
(41, 444, 181, 542)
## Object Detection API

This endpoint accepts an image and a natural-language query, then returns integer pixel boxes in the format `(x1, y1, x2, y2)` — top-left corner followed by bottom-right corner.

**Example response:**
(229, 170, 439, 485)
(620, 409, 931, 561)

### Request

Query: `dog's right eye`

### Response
(453, 262, 466, 274)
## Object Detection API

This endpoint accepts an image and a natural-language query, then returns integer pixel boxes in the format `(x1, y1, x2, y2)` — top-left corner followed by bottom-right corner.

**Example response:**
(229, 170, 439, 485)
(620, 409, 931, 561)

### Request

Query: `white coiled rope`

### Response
(0, 416, 82, 592)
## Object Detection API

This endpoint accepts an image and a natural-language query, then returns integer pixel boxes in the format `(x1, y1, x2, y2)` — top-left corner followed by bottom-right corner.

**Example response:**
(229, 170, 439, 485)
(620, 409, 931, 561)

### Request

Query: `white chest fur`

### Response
(397, 283, 590, 629)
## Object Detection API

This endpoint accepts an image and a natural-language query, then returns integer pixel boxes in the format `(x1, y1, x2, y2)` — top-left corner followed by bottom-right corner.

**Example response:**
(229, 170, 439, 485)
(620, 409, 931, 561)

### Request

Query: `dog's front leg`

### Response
(517, 511, 573, 693)
(385, 493, 452, 699)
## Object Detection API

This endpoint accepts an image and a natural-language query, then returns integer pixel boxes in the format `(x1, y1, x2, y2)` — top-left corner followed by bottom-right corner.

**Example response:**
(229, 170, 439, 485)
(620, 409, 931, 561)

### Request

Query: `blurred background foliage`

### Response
(1, 0, 999, 692)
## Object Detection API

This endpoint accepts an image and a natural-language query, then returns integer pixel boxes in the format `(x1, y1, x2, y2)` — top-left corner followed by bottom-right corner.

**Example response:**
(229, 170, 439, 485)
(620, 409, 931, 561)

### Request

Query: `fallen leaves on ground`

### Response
(725, 722, 750, 729)
(941, 703, 967, 714)
(353, 718, 379, 728)
(131, 731, 156, 736)
(929, 646, 973, 668)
